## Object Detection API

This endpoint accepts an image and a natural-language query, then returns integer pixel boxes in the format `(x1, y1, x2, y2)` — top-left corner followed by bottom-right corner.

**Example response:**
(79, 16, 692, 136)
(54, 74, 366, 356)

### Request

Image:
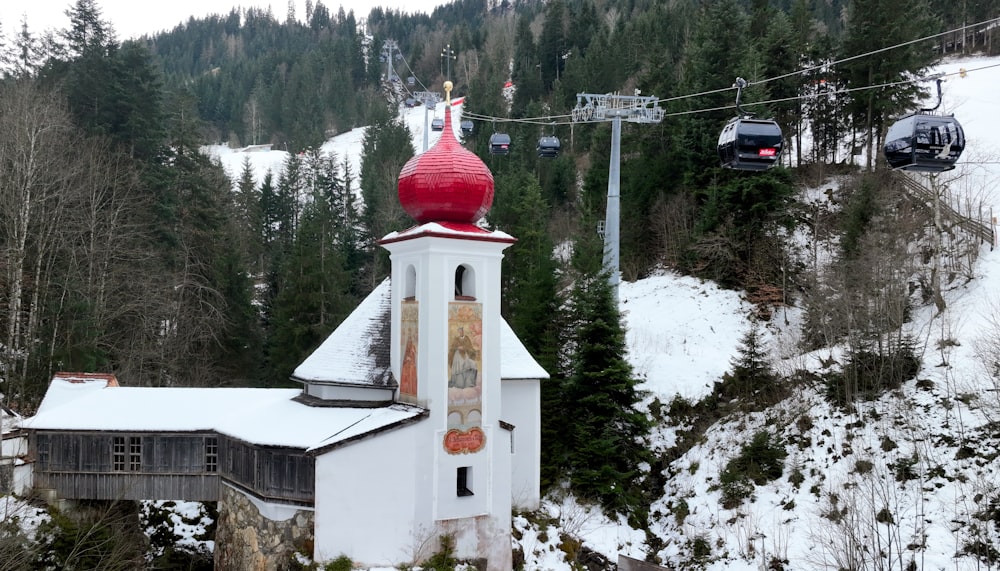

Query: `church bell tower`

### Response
(380, 81, 516, 569)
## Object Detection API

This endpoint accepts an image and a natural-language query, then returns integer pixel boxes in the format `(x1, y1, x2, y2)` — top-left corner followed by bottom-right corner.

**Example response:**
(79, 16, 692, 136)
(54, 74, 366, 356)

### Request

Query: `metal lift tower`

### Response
(381, 40, 399, 84)
(413, 91, 442, 151)
(572, 91, 664, 300)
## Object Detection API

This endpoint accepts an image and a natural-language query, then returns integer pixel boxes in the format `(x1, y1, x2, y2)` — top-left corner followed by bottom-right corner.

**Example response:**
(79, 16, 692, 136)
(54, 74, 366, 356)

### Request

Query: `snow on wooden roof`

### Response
(26, 383, 424, 450)
(291, 279, 393, 387)
(25, 273, 544, 450)
(1, 404, 21, 436)
(500, 319, 550, 380)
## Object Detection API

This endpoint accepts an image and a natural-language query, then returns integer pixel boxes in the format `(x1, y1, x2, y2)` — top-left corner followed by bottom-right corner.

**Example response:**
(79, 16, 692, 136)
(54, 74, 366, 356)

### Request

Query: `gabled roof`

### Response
(291, 279, 393, 388)
(26, 382, 425, 451)
(290, 278, 548, 386)
(500, 320, 550, 380)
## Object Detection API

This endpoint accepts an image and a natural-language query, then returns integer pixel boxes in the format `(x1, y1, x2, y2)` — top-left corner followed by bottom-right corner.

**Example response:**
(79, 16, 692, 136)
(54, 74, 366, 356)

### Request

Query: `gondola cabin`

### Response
(717, 117, 783, 171)
(461, 120, 475, 135)
(884, 113, 965, 172)
(536, 136, 561, 158)
(489, 133, 511, 155)
(407, 76, 416, 86)
(431, 118, 445, 131)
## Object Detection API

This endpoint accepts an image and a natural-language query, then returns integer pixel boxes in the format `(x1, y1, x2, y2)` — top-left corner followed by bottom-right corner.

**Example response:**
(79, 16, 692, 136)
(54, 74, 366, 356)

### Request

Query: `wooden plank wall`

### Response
(33, 431, 315, 504)
(221, 437, 315, 503)
(34, 472, 220, 502)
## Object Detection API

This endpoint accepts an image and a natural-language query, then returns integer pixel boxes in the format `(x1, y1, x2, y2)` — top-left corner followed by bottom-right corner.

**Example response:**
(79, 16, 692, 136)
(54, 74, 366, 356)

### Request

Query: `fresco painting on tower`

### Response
(445, 302, 484, 454)
(400, 300, 418, 400)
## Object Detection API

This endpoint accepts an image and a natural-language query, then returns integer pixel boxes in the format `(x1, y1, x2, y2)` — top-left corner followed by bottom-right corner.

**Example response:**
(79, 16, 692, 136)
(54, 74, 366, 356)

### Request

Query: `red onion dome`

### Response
(398, 82, 494, 224)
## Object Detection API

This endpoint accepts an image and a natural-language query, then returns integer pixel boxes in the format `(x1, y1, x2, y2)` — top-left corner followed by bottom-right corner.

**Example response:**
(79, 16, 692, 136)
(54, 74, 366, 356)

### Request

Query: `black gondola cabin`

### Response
(431, 118, 445, 131)
(489, 133, 511, 155)
(717, 117, 783, 171)
(461, 120, 474, 135)
(536, 136, 560, 158)
(884, 113, 965, 172)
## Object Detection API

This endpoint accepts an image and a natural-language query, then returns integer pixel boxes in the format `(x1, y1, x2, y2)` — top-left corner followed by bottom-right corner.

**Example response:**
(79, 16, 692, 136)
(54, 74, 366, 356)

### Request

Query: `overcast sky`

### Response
(0, 0, 446, 40)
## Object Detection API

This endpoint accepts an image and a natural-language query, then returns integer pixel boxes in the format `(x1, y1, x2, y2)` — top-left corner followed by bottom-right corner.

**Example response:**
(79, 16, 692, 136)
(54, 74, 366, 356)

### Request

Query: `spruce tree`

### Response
(358, 104, 415, 285)
(719, 319, 778, 402)
(490, 168, 560, 373)
(266, 152, 356, 380)
(840, 0, 938, 169)
(560, 274, 652, 519)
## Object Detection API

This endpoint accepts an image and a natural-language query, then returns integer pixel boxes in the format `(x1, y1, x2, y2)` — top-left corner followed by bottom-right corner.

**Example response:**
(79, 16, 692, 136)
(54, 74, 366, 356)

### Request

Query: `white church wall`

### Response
(501, 378, 541, 510)
(432, 426, 493, 521)
(313, 422, 424, 568)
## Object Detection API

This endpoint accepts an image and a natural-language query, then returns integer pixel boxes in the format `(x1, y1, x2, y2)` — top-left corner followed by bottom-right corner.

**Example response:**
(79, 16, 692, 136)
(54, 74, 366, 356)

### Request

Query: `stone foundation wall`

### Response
(214, 485, 314, 571)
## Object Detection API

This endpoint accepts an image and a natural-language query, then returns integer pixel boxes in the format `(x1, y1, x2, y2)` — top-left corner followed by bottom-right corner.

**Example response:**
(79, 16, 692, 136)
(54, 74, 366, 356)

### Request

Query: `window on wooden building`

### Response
(113, 436, 126, 471)
(128, 437, 142, 471)
(457, 466, 473, 497)
(205, 437, 218, 473)
(112, 436, 143, 471)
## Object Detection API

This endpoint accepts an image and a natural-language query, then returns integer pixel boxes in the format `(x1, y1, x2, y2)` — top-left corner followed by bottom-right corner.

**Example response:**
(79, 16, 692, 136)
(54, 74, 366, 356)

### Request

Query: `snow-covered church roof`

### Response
(26, 276, 544, 451)
(292, 278, 548, 385)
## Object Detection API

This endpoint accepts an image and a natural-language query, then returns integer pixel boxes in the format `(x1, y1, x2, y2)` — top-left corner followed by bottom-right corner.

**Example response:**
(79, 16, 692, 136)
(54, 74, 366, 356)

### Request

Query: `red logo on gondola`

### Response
(758, 148, 777, 157)
(444, 427, 485, 454)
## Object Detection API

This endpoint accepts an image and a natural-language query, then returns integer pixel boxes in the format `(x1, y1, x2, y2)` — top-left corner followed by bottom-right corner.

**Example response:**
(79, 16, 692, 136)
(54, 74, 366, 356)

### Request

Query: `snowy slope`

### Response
(624, 56, 1000, 570)
(212, 56, 1000, 569)
(203, 97, 467, 198)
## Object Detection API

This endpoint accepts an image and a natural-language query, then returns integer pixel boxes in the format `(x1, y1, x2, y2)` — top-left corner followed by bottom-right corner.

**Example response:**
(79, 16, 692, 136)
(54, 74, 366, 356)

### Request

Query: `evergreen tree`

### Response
(148, 89, 260, 385)
(537, 0, 568, 91)
(510, 16, 542, 115)
(675, 0, 750, 186)
(559, 274, 652, 519)
(234, 158, 264, 275)
(266, 151, 357, 380)
(8, 17, 46, 78)
(358, 103, 415, 285)
(718, 319, 778, 401)
(840, 0, 938, 169)
(490, 168, 560, 373)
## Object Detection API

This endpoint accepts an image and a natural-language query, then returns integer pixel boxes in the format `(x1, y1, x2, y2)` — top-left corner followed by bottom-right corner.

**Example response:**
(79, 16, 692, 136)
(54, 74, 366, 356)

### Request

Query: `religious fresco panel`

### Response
(444, 302, 484, 454)
(399, 300, 419, 400)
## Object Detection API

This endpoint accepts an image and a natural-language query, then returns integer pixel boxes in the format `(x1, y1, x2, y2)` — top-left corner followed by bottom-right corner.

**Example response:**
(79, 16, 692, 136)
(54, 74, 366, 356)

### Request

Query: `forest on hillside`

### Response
(1, 0, 999, 528)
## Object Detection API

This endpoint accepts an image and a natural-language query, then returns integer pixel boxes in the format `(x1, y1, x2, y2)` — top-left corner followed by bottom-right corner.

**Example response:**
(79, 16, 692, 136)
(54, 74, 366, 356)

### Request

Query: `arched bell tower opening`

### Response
(454, 264, 476, 300)
(404, 265, 417, 299)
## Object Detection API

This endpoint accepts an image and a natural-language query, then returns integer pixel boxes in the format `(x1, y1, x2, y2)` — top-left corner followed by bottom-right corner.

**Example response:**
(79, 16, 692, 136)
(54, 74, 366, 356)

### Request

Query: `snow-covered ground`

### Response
(615, 55, 1000, 570)
(194, 54, 1000, 570)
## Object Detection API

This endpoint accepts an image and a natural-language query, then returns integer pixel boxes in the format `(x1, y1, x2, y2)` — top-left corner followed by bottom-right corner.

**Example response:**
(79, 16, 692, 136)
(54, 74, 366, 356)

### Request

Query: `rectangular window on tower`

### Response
(457, 466, 474, 497)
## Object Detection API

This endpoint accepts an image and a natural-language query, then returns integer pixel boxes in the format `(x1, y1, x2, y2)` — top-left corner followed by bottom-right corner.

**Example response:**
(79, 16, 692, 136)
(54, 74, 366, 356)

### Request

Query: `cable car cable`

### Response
(399, 18, 1000, 127)
(753, 16, 1000, 89)
(458, 61, 1000, 126)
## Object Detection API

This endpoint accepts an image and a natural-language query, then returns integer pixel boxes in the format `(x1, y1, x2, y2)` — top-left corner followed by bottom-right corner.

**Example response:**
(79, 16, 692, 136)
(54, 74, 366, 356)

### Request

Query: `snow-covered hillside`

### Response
(200, 57, 1000, 570)
(609, 55, 1000, 570)
(204, 97, 467, 198)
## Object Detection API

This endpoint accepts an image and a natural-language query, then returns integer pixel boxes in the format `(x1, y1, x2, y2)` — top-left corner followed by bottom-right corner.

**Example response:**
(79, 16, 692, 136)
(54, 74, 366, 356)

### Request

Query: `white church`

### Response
(24, 82, 547, 570)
